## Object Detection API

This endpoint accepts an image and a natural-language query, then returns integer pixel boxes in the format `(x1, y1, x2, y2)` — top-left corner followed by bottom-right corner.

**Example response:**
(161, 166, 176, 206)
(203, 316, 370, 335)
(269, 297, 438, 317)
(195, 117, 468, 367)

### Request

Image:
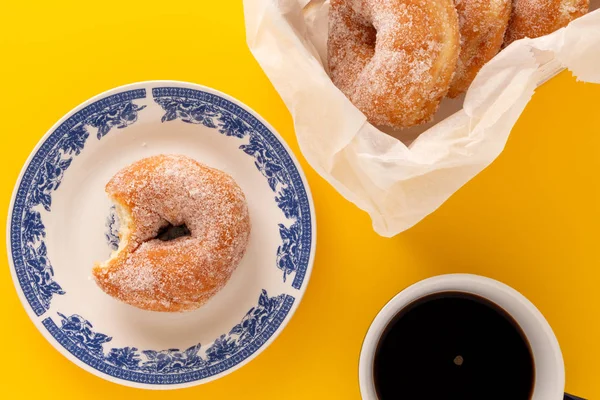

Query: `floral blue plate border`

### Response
(7, 81, 316, 388)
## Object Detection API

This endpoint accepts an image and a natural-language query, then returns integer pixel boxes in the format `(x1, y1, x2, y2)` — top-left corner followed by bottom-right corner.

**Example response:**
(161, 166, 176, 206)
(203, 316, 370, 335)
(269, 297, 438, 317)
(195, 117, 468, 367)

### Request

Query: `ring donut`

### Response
(504, 0, 589, 46)
(92, 154, 251, 312)
(448, 0, 512, 97)
(328, 0, 460, 128)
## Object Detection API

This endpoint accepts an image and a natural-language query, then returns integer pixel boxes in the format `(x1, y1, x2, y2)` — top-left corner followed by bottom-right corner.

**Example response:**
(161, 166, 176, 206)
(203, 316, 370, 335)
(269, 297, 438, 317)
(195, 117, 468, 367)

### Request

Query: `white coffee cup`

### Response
(358, 274, 580, 400)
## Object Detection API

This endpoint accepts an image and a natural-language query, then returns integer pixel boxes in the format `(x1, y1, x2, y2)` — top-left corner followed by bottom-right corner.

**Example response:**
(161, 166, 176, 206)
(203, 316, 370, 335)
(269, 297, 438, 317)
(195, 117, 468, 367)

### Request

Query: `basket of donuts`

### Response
(243, 0, 600, 236)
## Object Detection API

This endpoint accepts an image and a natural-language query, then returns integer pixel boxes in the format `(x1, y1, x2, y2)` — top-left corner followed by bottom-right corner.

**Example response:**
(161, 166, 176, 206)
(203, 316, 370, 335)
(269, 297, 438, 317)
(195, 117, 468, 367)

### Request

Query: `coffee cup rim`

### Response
(358, 274, 565, 400)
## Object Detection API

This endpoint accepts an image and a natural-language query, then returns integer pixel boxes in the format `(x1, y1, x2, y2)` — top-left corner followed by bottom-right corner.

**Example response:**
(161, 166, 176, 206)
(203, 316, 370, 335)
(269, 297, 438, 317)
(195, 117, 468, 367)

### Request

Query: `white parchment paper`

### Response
(243, 0, 600, 237)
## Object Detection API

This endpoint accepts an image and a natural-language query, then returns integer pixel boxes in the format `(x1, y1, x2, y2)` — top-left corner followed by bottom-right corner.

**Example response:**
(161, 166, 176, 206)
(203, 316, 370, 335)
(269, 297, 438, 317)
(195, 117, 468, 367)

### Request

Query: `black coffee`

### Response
(373, 291, 535, 400)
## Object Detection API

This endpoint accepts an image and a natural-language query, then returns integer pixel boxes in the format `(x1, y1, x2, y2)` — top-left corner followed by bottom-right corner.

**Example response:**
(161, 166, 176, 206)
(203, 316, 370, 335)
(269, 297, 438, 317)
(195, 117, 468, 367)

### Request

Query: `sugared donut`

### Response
(504, 0, 589, 46)
(92, 154, 251, 312)
(448, 0, 512, 98)
(328, 0, 460, 128)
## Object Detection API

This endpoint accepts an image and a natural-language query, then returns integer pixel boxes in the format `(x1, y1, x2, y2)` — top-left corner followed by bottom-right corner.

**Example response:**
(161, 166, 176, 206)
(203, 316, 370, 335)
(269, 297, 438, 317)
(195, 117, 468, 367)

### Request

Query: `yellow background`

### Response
(1, 1, 599, 398)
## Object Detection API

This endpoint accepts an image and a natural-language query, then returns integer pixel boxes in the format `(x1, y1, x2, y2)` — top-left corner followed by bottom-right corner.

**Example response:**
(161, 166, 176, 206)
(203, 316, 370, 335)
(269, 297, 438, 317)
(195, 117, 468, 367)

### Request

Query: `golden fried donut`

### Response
(328, 0, 460, 128)
(92, 154, 251, 312)
(504, 0, 589, 45)
(448, 0, 512, 98)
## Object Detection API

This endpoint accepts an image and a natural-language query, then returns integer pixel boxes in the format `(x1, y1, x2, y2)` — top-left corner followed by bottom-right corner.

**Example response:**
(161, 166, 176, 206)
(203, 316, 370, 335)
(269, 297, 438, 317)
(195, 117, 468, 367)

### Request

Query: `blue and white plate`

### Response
(7, 81, 315, 389)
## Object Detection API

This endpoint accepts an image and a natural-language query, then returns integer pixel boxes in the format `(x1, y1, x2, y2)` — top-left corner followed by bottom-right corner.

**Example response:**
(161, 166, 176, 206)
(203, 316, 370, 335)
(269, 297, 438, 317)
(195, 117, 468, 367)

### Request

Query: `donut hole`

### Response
(156, 223, 191, 241)
(362, 23, 377, 49)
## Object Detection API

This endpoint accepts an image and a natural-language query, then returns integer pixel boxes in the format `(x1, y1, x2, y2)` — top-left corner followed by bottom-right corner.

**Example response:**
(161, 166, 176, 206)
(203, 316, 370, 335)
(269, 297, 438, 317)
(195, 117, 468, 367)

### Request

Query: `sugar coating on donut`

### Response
(504, 0, 589, 45)
(328, 0, 460, 128)
(449, 0, 511, 97)
(93, 155, 251, 312)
